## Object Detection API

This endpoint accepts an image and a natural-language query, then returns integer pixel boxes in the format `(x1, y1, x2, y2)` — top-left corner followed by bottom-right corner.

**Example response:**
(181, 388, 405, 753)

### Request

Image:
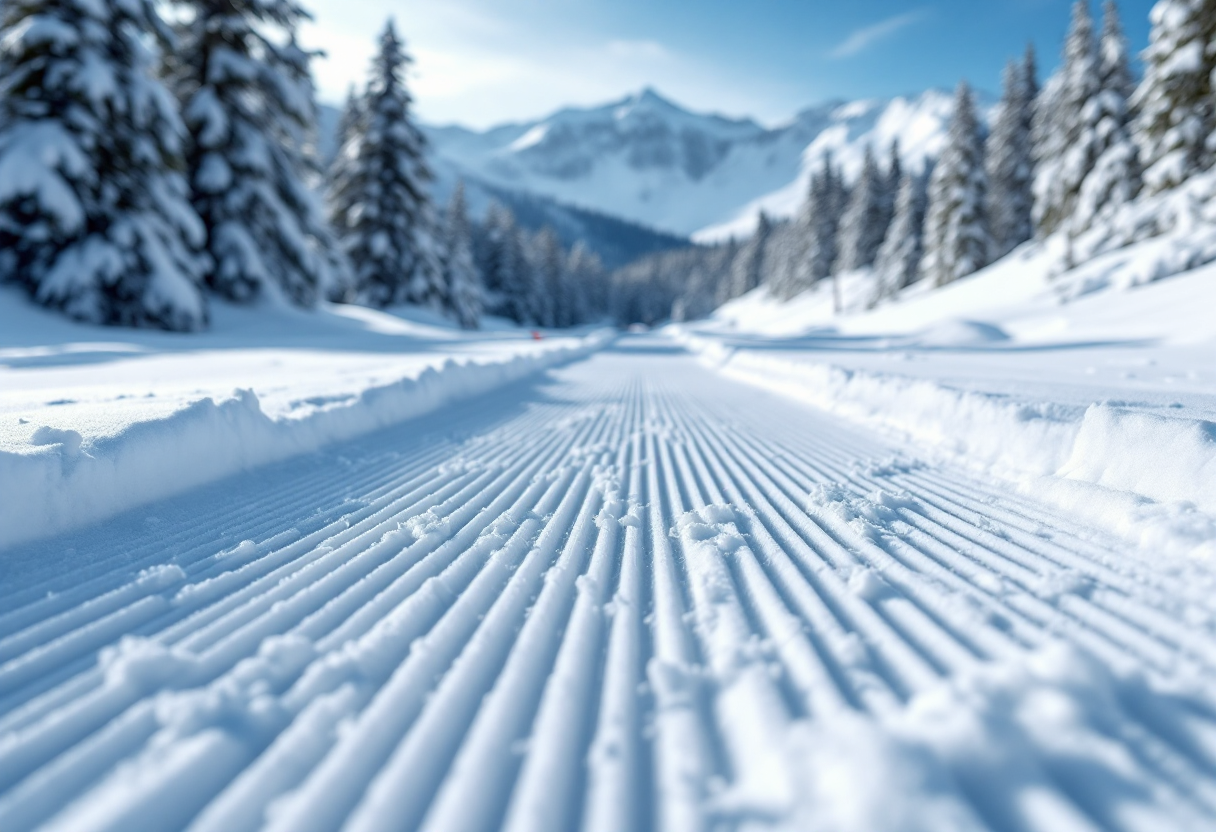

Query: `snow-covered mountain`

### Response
(421, 87, 991, 242)
(319, 103, 689, 269)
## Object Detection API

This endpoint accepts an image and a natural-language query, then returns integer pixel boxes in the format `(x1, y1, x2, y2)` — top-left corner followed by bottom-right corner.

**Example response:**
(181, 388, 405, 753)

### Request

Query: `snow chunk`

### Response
(673, 503, 746, 555)
(807, 483, 920, 544)
(100, 636, 202, 692)
(30, 425, 83, 456)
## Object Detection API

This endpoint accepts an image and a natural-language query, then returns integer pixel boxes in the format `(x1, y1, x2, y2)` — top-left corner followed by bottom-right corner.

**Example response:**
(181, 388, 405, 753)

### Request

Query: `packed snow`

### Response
(0, 286, 608, 548)
(676, 240, 1216, 558)
(4, 1, 1216, 829)
(4, 333, 1216, 831)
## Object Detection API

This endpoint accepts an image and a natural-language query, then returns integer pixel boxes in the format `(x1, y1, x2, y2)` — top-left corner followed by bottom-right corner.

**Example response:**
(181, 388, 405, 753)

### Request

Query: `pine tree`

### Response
(1072, 0, 1142, 236)
(987, 57, 1036, 257)
(838, 146, 889, 271)
(727, 212, 772, 299)
(1100, 1, 1135, 102)
(887, 140, 903, 207)
(804, 155, 843, 287)
(530, 227, 565, 327)
(1133, 0, 1216, 193)
(1030, 72, 1065, 229)
(764, 219, 809, 301)
(884, 140, 902, 232)
(476, 204, 525, 325)
(174, 0, 344, 307)
(440, 183, 483, 329)
(873, 167, 928, 302)
(0, 0, 208, 329)
(328, 20, 440, 308)
(1033, 1, 1103, 237)
(565, 242, 605, 323)
(922, 82, 991, 287)
(478, 204, 532, 324)
(1024, 43, 1040, 113)
(333, 85, 365, 172)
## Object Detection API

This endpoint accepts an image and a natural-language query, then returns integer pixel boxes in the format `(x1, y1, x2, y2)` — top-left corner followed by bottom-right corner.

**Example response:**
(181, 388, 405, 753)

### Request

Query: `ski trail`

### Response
(3, 337, 1216, 831)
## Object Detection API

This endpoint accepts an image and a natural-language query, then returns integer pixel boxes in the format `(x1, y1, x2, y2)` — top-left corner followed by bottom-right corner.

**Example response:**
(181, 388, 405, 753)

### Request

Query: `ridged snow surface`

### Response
(3, 339, 1216, 831)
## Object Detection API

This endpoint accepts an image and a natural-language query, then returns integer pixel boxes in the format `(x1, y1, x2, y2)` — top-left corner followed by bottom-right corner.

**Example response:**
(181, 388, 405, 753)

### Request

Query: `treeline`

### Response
(0, 4, 608, 331)
(329, 24, 610, 329)
(614, 0, 1208, 323)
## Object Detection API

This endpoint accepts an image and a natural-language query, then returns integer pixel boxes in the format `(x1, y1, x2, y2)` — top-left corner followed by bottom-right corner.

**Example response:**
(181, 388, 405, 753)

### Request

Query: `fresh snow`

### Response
(3, 329, 1216, 830)
(677, 239, 1216, 557)
(3, 235, 1216, 830)
(0, 287, 607, 548)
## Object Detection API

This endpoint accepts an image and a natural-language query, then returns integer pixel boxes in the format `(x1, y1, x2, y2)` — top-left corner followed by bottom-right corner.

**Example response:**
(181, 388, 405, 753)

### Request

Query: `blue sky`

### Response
(301, 0, 1156, 128)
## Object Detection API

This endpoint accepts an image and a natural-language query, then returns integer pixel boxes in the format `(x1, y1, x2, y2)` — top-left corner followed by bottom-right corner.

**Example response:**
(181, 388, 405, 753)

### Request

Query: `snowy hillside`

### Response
(421, 87, 987, 240)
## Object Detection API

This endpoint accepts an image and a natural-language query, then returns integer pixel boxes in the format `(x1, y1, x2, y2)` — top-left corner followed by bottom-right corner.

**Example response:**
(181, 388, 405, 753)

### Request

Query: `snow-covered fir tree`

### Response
(803, 155, 843, 288)
(1030, 71, 1064, 232)
(1072, 0, 1142, 236)
(922, 82, 991, 287)
(565, 242, 604, 323)
(1099, 1, 1135, 102)
(1133, 0, 1216, 193)
(873, 167, 928, 302)
(837, 146, 889, 272)
(764, 219, 809, 301)
(726, 212, 772, 301)
(328, 20, 441, 308)
(476, 204, 534, 325)
(987, 56, 1036, 257)
(333, 85, 365, 171)
(1024, 42, 1040, 123)
(529, 227, 566, 327)
(1034, 0, 1102, 237)
(613, 239, 736, 324)
(439, 183, 483, 329)
(886, 140, 903, 213)
(0, 0, 208, 329)
(174, 0, 345, 307)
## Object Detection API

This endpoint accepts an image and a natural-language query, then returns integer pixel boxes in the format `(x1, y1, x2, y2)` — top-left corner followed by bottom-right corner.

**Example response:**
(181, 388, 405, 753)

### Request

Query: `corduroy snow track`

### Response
(3, 335, 1216, 832)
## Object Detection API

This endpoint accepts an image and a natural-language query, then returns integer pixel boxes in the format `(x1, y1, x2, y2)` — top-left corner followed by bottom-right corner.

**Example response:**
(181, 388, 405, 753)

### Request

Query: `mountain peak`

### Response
(617, 86, 680, 114)
(423, 86, 986, 239)
(636, 86, 668, 104)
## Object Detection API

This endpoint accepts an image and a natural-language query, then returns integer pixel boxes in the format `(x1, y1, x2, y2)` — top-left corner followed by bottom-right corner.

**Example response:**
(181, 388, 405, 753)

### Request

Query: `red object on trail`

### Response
(531, 330, 543, 340)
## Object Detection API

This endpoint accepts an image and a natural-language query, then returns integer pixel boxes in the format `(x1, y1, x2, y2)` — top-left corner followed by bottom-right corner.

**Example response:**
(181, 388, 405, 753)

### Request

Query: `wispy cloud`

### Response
(828, 9, 930, 59)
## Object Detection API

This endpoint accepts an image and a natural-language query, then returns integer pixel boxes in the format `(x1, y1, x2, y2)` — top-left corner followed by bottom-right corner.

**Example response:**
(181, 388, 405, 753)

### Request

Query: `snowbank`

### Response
(677, 330, 1216, 557)
(0, 330, 612, 550)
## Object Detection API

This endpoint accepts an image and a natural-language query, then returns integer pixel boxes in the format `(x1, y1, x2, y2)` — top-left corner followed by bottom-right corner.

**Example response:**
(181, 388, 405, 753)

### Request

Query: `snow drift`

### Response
(678, 333, 1216, 557)
(674, 247, 1216, 558)
(0, 331, 612, 550)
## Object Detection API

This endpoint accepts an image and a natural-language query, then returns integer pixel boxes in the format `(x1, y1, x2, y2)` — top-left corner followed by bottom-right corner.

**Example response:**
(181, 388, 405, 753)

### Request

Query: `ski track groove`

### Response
(2, 339, 1216, 831)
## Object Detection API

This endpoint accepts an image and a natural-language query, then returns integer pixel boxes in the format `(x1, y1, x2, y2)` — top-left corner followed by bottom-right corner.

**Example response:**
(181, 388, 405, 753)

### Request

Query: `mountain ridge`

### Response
(320, 85, 992, 262)
(420, 86, 993, 241)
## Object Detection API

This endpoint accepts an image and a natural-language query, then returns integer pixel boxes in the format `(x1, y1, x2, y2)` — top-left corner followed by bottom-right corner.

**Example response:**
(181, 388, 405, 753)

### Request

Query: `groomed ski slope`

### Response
(4, 337, 1216, 831)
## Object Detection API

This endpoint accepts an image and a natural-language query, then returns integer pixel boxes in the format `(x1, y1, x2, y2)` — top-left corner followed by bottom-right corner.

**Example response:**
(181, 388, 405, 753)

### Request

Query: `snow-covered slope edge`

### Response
(677, 333, 1216, 557)
(672, 246, 1216, 557)
(0, 331, 612, 550)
